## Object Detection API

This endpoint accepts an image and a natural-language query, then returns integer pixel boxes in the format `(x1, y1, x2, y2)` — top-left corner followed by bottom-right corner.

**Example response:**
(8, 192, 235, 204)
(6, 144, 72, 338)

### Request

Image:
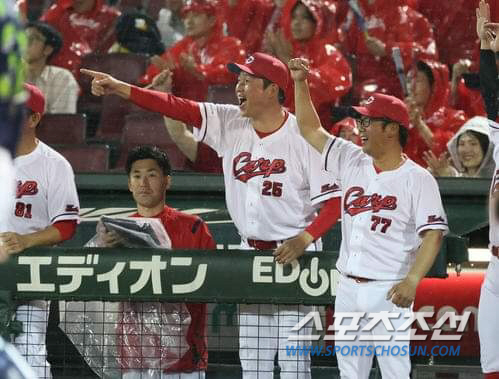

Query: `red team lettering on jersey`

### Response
(343, 186, 397, 216)
(16, 180, 38, 198)
(233, 152, 286, 183)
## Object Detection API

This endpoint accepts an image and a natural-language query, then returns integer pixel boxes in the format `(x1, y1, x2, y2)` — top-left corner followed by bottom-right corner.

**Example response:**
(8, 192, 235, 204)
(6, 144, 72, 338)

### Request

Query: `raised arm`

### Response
(476, 1, 499, 120)
(288, 58, 331, 153)
(80, 69, 203, 127)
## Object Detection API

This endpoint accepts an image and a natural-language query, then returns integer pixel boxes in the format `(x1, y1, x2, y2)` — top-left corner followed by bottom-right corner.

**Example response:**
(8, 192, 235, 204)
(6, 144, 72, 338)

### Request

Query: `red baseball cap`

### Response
(23, 83, 45, 114)
(181, 0, 217, 16)
(227, 53, 290, 93)
(351, 93, 410, 129)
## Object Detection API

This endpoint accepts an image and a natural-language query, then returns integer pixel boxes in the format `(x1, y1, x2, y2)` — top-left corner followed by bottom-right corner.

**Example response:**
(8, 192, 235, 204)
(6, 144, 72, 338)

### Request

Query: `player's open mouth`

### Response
(238, 97, 247, 107)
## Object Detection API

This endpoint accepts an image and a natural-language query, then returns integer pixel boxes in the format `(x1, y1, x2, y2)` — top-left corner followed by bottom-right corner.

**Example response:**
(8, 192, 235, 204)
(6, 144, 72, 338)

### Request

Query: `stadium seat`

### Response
(207, 84, 238, 105)
(78, 53, 148, 92)
(95, 95, 133, 140)
(116, 112, 189, 171)
(37, 114, 87, 145)
(55, 145, 111, 172)
(78, 53, 148, 119)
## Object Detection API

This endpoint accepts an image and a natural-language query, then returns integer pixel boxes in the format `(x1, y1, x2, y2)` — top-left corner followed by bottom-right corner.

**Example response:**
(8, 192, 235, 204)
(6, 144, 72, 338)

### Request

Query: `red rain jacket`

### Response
(41, 0, 120, 79)
(405, 60, 467, 166)
(345, 0, 436, 99)
(281, 0, 352, 128)
(220, 0, 274, 53)
(140, 22, 246, 101)
(117, 206, 216, 373)
(416, 0, 479, 66)
(454, 79, 486, 119)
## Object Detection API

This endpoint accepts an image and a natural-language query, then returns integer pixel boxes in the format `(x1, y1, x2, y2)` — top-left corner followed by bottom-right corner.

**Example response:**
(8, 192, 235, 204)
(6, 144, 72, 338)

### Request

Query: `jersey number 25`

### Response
(262, 181, 283, 197)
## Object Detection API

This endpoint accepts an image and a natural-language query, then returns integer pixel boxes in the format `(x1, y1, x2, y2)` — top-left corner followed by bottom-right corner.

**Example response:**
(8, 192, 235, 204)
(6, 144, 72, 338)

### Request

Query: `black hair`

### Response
(291, 1, 316, 24)
(126, 146, 172, 176)
(398, 125, 409, 148)
(457, 130, 489, 156)
(26, 21, 63, 61)
(378, 120, 408, 147)
(416, 61, 435, 88)
(262, 77, 286, 104)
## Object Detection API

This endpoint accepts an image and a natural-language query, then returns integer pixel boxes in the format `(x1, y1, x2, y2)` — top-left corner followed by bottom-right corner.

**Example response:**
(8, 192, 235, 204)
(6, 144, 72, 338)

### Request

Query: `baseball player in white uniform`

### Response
(289, 58, 448, 379)
(0, 83, 80, 378)
(81, 52, 342, 378)
(478, 118, 499, 378)
(476, 3, 499, 376)
(0, 1, 25, 260)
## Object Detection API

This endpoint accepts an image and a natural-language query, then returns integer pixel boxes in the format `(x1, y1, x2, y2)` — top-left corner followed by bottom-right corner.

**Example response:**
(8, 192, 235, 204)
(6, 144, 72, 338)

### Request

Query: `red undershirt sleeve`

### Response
(129, 86, 203, 128)
(305, 197, 341, 240)
(53, 220, 78, 242)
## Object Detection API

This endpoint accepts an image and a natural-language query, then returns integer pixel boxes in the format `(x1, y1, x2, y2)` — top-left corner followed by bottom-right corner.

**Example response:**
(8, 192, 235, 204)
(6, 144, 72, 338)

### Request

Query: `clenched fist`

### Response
(288, 58, 310, 82)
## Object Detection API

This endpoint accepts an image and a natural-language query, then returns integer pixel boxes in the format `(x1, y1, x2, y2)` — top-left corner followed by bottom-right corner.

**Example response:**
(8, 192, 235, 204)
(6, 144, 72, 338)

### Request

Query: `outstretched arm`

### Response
(80, 69, 203, 127)
(288, 58, 331, 153)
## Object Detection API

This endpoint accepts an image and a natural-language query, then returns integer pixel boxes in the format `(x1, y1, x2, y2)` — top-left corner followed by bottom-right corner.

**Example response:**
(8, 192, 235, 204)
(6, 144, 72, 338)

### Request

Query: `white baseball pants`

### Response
(479, 257, 499, 374)
(14, 304, 52, 378)
(123, 370, 205, 378)
(239, 303, 312, 379)
(334, 275, 412, 379)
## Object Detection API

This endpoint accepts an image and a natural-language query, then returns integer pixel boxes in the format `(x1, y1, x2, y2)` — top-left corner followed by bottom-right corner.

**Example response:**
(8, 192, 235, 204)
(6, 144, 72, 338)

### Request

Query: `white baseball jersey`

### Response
(0, 147, 15, 227)
(322, 136, 448, 280)
(193, 103, 340, 241)
(478, 120, 499, 374)
(0, 141, 80, 234)
(488, 120, 499, 247)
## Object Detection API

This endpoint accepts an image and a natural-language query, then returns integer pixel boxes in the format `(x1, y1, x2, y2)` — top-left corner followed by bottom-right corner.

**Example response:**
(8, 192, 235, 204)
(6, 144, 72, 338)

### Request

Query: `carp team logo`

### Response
(245, 56, 255, 64)
(233, 152, 286, 183)
(344, 186, 397, 216)
(16, 180, 38, 199)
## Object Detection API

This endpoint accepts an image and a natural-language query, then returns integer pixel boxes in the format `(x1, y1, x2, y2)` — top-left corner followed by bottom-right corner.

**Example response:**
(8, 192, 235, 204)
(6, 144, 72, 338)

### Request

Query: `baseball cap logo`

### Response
(245, 56, 255, 64)
(365, 96, 375, 105)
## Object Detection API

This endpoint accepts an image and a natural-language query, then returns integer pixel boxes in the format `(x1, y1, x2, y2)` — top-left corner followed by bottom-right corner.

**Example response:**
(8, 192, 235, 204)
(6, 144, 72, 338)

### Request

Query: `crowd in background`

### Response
(16, 0, 499, 178)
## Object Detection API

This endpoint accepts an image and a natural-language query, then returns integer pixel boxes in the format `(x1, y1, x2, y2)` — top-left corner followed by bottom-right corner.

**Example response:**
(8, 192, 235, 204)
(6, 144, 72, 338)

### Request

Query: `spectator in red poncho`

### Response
(329, 117, 361, 146)
(220, 0, 274, 53)
(261, 0, 287, 54)
(404, 60, 467, 166)
(449, 59, 487, 118)
(416, 0, 481, 66)
(149, 68, 223, 173)
(343, 0, 437, 100)
(41, 0, 120, 80)
(269, 0, 351, 128)
(139, 0, 246, 102)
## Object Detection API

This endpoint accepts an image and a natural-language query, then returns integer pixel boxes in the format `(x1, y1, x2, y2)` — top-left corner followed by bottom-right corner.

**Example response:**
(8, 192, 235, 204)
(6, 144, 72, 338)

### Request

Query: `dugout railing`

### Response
(0, 174, 489, 377)
(0, 238, 478, 379)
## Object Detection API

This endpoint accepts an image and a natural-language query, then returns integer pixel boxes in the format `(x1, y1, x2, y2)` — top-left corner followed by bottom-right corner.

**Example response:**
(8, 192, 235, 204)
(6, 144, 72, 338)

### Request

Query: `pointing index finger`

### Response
(80, 68, 107, 78)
